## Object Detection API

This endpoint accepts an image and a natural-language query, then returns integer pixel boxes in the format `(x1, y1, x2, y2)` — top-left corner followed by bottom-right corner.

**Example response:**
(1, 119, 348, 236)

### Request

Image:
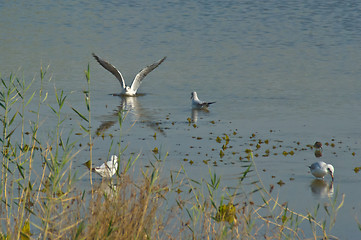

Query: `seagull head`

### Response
(191, 91, 197, 100)
(327, 164, 334, 181)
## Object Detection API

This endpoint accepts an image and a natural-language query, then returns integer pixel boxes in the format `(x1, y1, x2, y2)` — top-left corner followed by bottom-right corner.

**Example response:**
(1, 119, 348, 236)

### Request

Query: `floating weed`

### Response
(277, 180, 285, 186)
(216, 136, 222, 143)
(245, 149, 252, 154)
(219, 150, 224, 158)
(152, 147, 159, 154)
(223, 134, 230, 143)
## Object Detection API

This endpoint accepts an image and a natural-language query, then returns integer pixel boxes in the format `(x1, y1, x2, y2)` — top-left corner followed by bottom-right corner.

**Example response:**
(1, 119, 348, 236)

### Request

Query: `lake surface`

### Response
(1, 0, 361, 238)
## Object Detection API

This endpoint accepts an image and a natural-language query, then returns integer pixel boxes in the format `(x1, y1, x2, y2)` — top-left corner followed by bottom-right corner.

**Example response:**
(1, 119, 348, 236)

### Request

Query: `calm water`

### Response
(1, 0, 361, 238)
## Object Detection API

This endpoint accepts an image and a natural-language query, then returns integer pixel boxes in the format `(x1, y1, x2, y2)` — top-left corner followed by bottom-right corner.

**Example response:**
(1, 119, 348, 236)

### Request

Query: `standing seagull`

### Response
(191, 91, 215, 109)
(92, 53, 166, 96)
(309, 161, 334, 181)
(92, 155, 119, 178)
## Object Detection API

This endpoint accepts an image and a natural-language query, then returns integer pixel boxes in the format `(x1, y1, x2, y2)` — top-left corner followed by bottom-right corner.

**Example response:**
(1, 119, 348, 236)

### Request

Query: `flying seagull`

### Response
(92, 53, 166, 96)
(191, 91, 215, 109)
(309, 161, 334, 181)
(92, 155, 119, 178)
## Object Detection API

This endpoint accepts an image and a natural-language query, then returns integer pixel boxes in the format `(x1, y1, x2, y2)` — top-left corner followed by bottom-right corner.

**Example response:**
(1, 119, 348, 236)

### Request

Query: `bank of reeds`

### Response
(0, 68, 343, 239)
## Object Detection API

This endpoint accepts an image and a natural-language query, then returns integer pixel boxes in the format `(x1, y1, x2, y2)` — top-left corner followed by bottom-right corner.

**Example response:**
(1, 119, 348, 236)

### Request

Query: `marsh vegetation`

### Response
(0, 67, 345, 239)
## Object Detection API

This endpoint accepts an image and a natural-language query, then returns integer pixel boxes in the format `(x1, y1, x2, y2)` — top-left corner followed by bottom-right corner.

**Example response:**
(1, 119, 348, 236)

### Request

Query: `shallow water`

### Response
(1, 0, 361, 238)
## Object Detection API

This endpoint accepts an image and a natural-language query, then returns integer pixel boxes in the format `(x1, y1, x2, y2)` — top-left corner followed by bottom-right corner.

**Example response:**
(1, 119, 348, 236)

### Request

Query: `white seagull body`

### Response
(92, 53, 166, 96)
(309, 161, 334, 181)
(191, 91, 215, 109)
(92, 155, 119, 178)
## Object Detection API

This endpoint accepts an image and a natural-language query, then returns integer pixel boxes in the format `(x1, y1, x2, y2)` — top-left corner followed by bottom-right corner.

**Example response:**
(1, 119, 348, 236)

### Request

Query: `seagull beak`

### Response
(330, 173, 334, 181)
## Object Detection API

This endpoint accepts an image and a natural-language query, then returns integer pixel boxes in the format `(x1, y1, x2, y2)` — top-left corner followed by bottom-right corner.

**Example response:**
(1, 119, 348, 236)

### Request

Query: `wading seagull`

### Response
(191, 91, 215, 109)
(92, 155, 118, 178)
(309, 161, 334, 181)
(92, 53, 166, 96)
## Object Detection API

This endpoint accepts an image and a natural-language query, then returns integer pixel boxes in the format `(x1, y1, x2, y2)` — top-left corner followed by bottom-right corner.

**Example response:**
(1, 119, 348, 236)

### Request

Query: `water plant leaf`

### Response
(25, 91, 36, 107)
(83, 160, 92, 170)
(239, 163, 252, 182)
(71, 107, 89, 123)
(20, 220, 32, 240)
(215, 203, 236, 223)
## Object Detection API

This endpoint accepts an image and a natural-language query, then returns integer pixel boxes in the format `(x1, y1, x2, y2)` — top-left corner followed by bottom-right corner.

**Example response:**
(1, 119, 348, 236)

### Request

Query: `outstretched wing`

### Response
(130, 56, 166, 92)
(92, 53, 126, 89)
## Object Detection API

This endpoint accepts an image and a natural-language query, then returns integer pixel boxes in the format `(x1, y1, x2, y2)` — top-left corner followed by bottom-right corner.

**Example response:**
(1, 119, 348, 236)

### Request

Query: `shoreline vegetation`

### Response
(0, 67, 343, 239)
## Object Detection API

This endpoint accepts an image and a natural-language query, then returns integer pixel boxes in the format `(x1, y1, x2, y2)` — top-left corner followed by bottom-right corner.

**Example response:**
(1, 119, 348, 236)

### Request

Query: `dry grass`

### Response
(79, 170, 168, 239)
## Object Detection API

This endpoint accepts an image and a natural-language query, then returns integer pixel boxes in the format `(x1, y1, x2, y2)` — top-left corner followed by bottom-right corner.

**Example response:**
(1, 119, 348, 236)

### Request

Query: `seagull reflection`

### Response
(191, 108, 210, 123)
(309, 179, 334, 198)
(96, 95, 165, 136)
(94, 179, 117, 199)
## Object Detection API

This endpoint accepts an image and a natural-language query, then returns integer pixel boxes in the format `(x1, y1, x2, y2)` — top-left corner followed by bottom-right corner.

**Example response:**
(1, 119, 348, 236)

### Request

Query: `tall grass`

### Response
(0, 67, 344, 239)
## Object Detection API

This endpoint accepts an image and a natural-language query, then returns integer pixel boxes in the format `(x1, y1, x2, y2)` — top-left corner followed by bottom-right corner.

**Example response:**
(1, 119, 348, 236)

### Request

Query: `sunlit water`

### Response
(1, 0, 361, 238)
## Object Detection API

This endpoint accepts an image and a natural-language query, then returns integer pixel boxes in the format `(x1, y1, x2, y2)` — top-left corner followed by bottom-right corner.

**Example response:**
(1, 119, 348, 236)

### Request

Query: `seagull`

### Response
(92, 53, 166, 96)
(191, 91, 215, 109)
(92, 155, 119, 178)
(309, 161, 334, 181)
